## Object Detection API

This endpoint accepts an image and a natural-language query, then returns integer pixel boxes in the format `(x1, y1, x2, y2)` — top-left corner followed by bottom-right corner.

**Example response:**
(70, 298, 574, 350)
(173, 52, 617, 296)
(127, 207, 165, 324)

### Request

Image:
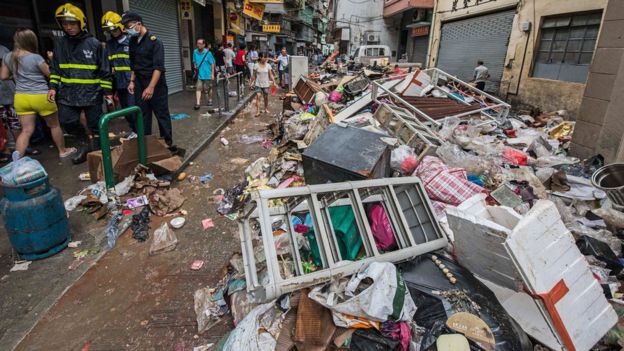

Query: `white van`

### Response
(351, 45, 392, 66)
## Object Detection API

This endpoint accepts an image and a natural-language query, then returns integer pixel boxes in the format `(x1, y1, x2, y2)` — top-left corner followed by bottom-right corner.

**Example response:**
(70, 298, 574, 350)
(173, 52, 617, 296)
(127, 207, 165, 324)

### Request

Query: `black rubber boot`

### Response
(71, 144, 89, 165)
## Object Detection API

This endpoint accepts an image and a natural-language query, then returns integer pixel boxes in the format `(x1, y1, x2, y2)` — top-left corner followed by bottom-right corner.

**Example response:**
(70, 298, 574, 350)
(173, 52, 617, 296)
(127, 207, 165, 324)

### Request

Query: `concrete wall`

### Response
(572, 0, 624, 162)
(334, 0, 399, 58)
(428, 0, 606, 119)
(499, 0, 607, 119)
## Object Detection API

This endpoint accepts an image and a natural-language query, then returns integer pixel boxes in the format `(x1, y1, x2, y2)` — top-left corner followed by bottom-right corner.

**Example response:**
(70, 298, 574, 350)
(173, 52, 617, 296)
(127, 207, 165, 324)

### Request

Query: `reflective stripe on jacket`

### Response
(49, 31, 112, 106)
(106, 36, 131, 89)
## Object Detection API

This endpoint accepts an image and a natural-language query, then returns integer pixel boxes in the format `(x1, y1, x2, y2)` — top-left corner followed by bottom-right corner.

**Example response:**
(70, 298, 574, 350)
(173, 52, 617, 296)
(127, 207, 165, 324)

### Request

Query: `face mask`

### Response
(127, 27, 139, 37)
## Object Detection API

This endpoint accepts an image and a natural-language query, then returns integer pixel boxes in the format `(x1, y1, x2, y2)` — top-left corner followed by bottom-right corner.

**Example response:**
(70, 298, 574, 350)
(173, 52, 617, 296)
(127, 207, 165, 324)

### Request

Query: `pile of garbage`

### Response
(206, 65, 624, 350)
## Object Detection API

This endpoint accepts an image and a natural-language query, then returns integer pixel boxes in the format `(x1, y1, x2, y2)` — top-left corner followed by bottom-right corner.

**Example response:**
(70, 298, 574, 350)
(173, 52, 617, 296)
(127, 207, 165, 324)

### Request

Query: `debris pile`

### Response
(206, 66, 624, 350)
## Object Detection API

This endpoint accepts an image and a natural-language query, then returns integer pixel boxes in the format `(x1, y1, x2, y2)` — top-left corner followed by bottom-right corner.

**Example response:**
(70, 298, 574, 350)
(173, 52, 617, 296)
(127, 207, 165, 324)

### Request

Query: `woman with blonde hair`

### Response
(0, 28, 75, 159)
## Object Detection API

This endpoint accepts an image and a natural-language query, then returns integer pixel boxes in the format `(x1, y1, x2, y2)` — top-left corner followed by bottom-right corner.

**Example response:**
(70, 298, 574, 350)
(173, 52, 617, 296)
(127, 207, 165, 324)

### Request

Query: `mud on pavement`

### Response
(14, 97, 281, 351)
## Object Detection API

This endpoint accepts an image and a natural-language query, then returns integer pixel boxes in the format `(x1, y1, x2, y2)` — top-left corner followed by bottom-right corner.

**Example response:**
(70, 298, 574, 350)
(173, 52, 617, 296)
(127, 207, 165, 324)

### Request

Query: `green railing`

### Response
(99, 106, 146, 188)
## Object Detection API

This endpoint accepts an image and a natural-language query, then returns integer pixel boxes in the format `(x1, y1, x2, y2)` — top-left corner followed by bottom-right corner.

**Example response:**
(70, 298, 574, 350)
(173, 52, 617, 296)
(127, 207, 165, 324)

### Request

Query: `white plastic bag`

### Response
(308, 262, 417, 326)
(64, 195, 87, 211)
(149, 222, 178, 255)
(390, 145, 417, 174)
(222, 302, 276, 351)
(0, 154, 47, 185)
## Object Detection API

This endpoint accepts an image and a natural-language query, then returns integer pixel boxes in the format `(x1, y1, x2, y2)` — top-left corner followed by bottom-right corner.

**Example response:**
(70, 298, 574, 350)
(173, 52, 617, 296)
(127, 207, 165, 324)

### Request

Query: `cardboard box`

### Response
(87, 136, 173, 183)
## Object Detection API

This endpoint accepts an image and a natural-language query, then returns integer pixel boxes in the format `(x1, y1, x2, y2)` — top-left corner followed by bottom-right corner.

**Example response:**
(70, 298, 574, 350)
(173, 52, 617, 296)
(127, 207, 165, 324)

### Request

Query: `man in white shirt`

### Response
(472, 60, 490, 91)
(272, 47, 290, 88)
(223, 43, 235, 75)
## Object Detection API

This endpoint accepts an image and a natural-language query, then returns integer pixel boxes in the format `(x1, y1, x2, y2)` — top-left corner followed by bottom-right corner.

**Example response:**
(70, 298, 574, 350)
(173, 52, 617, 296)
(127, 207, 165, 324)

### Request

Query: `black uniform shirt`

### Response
(128, 31, 165, 78)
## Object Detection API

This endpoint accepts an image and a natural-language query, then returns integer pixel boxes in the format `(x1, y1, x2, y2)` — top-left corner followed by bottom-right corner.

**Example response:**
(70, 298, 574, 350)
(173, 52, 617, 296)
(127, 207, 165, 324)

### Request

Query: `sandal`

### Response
(255, 112, 261, 117)
(59, 147, 77, 159)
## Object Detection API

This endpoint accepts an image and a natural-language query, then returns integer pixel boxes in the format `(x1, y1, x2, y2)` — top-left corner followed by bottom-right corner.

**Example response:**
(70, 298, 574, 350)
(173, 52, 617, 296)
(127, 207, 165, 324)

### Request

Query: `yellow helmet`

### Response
(55, 3, 87, 30)
(101, 11, 124, 31)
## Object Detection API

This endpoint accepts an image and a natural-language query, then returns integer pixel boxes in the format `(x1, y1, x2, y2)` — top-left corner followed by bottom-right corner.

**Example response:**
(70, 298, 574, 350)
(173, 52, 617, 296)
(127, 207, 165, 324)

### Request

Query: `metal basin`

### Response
(592, 163, 624, 207)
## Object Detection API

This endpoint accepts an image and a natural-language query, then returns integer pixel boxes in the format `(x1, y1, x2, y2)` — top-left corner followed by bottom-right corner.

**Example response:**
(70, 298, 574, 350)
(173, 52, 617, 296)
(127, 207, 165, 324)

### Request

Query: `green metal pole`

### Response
(99, 106, 146, 189)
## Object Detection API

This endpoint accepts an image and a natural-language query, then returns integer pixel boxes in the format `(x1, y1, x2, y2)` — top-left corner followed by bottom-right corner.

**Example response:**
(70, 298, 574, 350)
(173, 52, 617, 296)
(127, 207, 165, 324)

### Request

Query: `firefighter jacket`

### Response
(49, 31, 112, 106)
(106, 35, 131, 90)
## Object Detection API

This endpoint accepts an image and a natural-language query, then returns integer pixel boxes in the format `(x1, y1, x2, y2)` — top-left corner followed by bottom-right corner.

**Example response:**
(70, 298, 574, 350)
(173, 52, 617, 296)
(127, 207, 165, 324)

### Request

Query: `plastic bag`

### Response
(114, 175, 135, 196)
(238, 134, 265, 144)
(390, 145, 417, 175)
(308, 262, 417, 324)
(270, 84, 278, 96)
(149, 222, 178, 255)
(367, 204, 398, 251)
(438, 117, 460, 141)
(532, 154, 579, 168)
(0, 154, 47, 185)
(222, 302, 276, 351)
(195, 286, 230, 334)
(329, 90, 343, 102)
(502, 147, 528, 166)
(436, 143, 488, 175)
(64, 195, 87, 212)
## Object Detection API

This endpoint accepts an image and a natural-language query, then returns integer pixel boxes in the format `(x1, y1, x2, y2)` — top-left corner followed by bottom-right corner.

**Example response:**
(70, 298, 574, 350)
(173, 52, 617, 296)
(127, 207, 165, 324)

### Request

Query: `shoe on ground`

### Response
(193, 104, 200, 110)
(71, 146, 89, 165)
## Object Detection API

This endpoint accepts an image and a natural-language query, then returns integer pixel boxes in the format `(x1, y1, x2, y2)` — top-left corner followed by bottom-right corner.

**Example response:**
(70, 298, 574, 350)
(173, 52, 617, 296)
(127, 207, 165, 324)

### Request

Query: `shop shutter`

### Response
(436, 10, 515, 94)
(410, 36, 429, 67)
(129, 0, 183, 94)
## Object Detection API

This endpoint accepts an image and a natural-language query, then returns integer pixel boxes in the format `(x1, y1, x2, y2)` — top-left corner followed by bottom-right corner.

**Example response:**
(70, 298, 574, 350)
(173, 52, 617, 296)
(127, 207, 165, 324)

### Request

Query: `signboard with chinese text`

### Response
(262, 24, 281, 33)
(243, 0, 265, 21)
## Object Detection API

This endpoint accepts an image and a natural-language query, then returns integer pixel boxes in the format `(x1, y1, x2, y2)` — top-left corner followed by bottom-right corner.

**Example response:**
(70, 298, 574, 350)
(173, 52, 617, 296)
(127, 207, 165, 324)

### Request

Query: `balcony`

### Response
(383, 0, 433, 18)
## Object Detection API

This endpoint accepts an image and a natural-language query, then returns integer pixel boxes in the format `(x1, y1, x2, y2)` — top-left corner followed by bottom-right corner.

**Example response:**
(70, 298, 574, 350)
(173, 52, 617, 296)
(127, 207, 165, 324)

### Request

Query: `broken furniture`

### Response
(302, 124, 391, 184)
(446, 194, 618, 351)
(238, 177, 448, 302)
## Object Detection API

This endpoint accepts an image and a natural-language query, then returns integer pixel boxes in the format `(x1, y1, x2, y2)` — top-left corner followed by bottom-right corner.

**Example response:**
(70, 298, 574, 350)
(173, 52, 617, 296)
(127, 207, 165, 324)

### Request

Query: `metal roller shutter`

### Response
(436, 10, 515, 94)
(410, 36, 429, 66)
(129, 0, 183, 94)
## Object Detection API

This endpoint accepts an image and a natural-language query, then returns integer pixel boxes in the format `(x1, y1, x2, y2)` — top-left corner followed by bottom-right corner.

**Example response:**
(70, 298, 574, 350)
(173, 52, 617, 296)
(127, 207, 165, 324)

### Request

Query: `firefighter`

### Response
(121, 12, 173, 146)
(48, 3, 112, 164)
(101, 11, 135, 132)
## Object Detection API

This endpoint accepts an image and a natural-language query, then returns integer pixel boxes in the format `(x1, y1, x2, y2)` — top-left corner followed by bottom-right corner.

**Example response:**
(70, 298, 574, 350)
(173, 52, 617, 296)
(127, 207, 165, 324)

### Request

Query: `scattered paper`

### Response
(202, 218, 215, 230)
(230, 158, 249, 165)
(127, 195, 149, 209)
(68, 241, 82, 248)
(193, 344, 214, 351)
(199, 174, 213, 184)
(10, 260, 31, 272)
(190, 260, 205, 270)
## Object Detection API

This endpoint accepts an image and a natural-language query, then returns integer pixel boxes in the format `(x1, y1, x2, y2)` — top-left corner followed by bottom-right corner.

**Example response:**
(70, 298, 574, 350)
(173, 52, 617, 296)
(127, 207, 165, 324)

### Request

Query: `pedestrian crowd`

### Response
(0, 3, 174, 165)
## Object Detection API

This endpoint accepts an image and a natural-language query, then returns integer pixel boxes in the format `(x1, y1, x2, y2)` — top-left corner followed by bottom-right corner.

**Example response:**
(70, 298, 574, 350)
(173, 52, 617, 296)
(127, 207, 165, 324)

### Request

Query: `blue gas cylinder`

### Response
(1, 176, 70, 260)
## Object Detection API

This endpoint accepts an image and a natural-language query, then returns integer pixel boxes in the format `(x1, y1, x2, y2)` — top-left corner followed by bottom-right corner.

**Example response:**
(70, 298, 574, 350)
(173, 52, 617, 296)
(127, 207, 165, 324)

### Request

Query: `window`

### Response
(533, 11, 602, 83)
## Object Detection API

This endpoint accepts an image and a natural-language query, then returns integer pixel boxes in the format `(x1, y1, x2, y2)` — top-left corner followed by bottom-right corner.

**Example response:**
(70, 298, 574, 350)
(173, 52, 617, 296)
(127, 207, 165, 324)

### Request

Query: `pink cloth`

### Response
(413, 156, 488, 216)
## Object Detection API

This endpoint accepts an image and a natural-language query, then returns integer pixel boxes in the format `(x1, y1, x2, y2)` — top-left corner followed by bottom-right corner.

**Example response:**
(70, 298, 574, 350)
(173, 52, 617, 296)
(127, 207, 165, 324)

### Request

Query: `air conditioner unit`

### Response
(367, 33, 380, 43)
(413, 9, 426, 22)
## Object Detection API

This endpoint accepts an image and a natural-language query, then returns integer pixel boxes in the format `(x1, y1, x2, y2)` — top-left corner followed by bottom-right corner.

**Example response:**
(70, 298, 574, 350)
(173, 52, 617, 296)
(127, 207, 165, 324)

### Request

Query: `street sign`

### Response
(180, 0, 192, 20)
(243, 0, 265, 21)
(262, 24, 281, 33)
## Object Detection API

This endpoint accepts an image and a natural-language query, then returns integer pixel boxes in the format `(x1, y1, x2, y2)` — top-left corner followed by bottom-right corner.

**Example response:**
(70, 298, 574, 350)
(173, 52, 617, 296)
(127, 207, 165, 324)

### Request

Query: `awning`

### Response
(264, 3, 287, 14)
(383, 0, 433, 18)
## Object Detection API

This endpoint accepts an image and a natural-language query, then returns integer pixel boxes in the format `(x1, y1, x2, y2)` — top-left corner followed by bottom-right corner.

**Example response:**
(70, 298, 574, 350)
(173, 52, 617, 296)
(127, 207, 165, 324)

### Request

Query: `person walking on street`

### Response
(273, 48, 290, 89)
(122, 12, 173, 146)
(102, 11, 135, 131)
(472, 60, 489, 91)
(247, 45, 258, 82)
(214, 44, 226, 75)
(0, 44, 20, 163)
(49, 3, 112, 164)
(223, 43, 235, 75)
(250, 52, 277, 117)
(234, 44, 246, 77)
(1, 29, 76, 160)
(193, 38, 215, 110)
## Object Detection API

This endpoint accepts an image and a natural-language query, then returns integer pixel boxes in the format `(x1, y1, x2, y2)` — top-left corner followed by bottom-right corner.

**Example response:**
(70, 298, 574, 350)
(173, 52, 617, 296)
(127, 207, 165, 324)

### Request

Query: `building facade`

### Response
(331, 0, 399, 59)
(571, 0, 624, 162)
(428, 0, 607, 120)
(384, 0, 434, 65)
